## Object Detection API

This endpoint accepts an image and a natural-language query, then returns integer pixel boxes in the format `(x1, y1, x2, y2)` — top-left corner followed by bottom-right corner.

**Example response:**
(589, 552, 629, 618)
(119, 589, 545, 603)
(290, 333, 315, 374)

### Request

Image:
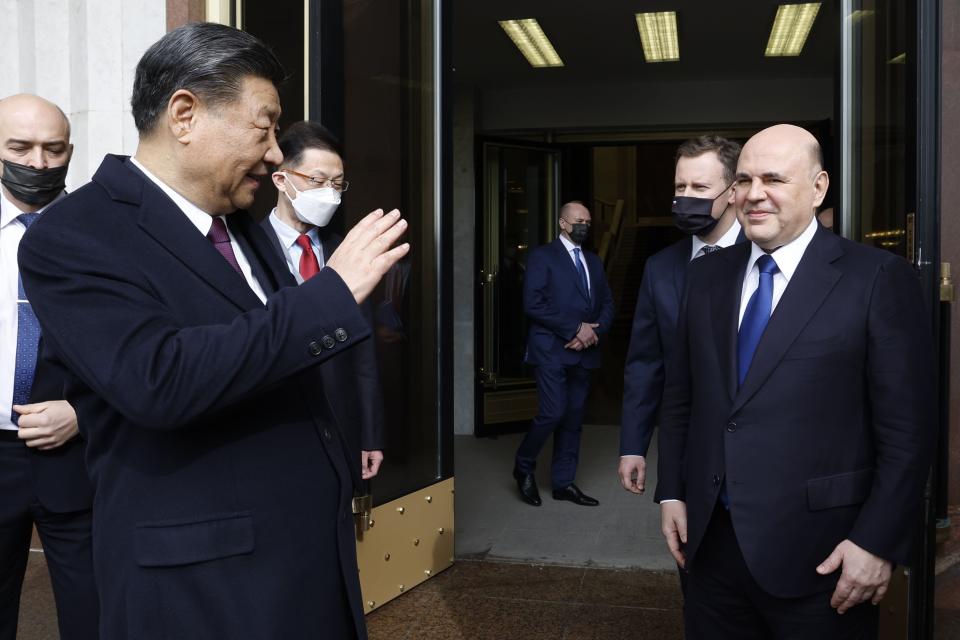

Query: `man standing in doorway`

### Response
(0, 93, 98, 640)
(656, 124, 935, 638)
(618, 135, 742, 495)
(513, 201, 614, 507)
(18, 24, 407, 640)
(264, 120, 385, 481)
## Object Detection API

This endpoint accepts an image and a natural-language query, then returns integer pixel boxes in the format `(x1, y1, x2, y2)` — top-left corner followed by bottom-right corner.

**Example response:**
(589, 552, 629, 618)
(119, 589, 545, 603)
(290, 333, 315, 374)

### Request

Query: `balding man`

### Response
(0, 94, 97, 638)
(655, 124, 935, 638)
(513, 201, 614, 507)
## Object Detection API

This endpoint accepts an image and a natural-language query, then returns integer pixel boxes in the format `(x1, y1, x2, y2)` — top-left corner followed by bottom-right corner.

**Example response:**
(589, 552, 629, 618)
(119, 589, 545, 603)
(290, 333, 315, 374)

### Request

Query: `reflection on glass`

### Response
(340, 0, 438, 505)
(845, 0, 913, 256)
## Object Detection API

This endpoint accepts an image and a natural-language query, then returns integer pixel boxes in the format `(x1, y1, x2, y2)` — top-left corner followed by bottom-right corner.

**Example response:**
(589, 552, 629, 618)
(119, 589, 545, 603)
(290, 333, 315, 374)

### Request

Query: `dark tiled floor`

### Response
(367, 560, 684, 640)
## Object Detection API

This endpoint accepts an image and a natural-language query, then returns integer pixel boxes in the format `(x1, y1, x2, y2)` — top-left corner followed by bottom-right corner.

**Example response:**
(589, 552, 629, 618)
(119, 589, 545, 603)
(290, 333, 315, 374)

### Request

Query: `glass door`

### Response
(841, 1, 941, 638)
(476, 142, 559, 436)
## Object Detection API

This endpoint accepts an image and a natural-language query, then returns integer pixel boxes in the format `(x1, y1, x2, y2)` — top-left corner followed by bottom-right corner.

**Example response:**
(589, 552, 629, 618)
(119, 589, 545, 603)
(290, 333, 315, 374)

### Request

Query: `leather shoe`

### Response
(513, 467, 542, 506)
(552, 483, 599, 506)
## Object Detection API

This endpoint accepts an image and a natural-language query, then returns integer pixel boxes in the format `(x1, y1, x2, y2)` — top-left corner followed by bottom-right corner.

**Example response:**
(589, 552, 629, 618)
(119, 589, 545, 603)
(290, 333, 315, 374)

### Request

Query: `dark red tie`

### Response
(296, 234, 320, 280)
(207, 217, 242, 274)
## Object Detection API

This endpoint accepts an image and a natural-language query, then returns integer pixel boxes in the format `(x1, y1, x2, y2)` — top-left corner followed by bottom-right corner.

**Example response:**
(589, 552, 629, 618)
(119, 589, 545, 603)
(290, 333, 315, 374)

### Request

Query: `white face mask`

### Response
(283, 175, 341, 228)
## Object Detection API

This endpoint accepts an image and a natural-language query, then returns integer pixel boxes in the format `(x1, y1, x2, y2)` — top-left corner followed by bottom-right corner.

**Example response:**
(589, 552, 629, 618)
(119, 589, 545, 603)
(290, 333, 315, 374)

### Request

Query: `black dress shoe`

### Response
(552, 483, 599, 506)
(513, 467, 542, 506)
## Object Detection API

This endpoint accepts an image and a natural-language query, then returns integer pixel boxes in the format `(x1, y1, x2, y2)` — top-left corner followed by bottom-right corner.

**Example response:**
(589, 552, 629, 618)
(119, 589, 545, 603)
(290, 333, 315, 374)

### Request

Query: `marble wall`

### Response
(0, 0, 166, 190)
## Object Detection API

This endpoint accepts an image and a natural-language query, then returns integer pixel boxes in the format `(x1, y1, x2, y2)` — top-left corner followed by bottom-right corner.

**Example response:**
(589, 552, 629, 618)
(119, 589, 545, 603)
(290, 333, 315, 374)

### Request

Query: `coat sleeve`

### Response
(654, 267, 694, 503)
(356, 300, 386, 451)
(19, 216, 372, 431)
(592, 256, 615, 335)
(847, 256, 936, 565)
(523, 249, 579, 340)
(620, 264, 663, 457)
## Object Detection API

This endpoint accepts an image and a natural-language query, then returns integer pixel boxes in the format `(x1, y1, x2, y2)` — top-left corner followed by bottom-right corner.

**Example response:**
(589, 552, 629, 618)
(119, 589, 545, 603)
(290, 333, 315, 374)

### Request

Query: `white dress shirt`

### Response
(0, 189, 64, 430)
(690, 219, 742, 261)
(558, 233, 591, 292)
(131, 158, 267, 304)
(738, 217, 818, 328)
(267, 209, 325, 284)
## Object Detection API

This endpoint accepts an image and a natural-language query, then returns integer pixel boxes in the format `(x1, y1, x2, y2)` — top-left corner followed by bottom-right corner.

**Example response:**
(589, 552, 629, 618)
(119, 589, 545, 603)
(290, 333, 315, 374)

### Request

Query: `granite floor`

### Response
(454, 425, 676, 571)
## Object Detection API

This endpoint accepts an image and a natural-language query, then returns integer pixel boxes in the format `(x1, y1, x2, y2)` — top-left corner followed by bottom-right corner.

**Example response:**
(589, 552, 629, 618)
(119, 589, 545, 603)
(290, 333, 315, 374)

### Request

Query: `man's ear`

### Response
(812, 170, 829, 208)
(271, 170, 286, 193)
(726, 184, 736, 205)
(167, 89, 201, 143)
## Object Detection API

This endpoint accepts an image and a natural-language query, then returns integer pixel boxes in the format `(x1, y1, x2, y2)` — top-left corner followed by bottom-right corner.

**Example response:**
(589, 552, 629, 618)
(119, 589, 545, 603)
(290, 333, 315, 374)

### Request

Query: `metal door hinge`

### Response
(941, 262, 954, 303)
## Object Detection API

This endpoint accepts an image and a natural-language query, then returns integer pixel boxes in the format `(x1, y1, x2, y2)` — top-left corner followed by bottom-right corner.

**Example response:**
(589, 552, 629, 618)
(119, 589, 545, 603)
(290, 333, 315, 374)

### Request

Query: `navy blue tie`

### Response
(573, 248, 589, 295)
(12, 213, 41, 426)
(737, 254, 780, 386)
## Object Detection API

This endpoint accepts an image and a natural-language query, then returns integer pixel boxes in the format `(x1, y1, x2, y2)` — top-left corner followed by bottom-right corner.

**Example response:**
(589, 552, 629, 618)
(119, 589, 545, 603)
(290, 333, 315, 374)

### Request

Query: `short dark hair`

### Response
(278, 121, 343, 168)
(675, 135, 742, 184)
(131, 22, 286, 135)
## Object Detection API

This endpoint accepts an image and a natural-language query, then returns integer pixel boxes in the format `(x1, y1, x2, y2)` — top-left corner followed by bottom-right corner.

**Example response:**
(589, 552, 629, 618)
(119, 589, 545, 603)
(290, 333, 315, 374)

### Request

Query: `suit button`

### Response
(726, 421, 737, 433)
(321, 335, 336, 349)
(308, 341, 323, 356)
(322, 428, 332, 441)
(334, 328, 348, 342)
(712, 474, 720, 486)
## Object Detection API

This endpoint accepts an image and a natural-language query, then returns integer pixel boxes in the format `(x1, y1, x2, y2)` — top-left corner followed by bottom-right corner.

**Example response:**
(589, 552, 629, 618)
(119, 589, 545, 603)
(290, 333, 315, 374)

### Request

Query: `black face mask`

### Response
(1, 160, 68, 208)
(672, 185, 732, 237)
(567, 223, 590, 245)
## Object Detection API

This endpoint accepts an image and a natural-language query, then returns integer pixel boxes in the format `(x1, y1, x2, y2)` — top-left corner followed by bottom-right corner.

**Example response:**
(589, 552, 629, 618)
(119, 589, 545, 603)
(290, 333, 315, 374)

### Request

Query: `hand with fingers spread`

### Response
(326, 208, 410, 304)
(618, 455, 646, 494)
(660, 500, 688, 568)
(817, 539, 893, 614)
(14, 400, 79, 450)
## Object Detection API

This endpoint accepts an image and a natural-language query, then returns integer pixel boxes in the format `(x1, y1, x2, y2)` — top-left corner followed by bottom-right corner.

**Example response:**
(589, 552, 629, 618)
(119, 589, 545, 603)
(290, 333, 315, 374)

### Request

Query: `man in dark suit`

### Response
(656, 124, 935, 638)
(263, 120, 384, 480)
(619, 135, 742, 496)
(18, 24, 407, 640)
(513, 201, 615, 507)
(0, 93, 97, 639)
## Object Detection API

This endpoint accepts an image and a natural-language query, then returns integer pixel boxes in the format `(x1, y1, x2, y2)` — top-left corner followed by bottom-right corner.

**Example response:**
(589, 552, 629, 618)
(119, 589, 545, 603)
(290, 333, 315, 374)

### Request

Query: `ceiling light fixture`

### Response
(765, 3, 821, 57)
(498, 19, 564, 68)
(635, 11, 679, 62)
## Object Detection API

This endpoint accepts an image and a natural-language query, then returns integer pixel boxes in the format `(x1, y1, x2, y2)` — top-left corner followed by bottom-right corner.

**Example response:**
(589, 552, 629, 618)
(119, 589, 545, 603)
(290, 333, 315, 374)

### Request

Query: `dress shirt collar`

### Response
(745, 216, 819, 283)
(131, 157, 217, 235)
(0, 188, 64, 228)
(558, 233, 581, 253)
(690, 218, 742, 260)
(268, 209, 320, 250)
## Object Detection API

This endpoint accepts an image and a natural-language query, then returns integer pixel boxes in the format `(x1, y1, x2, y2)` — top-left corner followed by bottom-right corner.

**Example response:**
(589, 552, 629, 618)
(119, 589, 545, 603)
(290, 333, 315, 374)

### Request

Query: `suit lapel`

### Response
(672, 238, 691, 306)
(731, 228, 844, 413)
(228, 212, 295, 294)
(710, 243, 750, 402)
(553, 239, 590, 302)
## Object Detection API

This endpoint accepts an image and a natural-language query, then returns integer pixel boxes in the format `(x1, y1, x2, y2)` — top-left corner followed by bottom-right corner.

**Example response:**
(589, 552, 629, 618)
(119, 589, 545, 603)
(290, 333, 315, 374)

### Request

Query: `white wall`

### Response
(0, 0, 166, 190)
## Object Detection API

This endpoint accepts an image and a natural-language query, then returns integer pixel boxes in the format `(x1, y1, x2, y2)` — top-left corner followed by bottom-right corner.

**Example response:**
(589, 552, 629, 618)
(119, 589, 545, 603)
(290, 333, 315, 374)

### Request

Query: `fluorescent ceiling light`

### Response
(498, 19, 564, 68)
(635, 11, 679, 62)
(765, 3, 821, 57)
(888, 52, 906, 64)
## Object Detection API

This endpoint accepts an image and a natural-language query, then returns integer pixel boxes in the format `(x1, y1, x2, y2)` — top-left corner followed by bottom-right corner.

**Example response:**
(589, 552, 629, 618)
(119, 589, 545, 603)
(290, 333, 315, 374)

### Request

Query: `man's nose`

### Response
(24, 148, 46, 169)
(746, 178, 766, 202)
(264, 131, 283, 167)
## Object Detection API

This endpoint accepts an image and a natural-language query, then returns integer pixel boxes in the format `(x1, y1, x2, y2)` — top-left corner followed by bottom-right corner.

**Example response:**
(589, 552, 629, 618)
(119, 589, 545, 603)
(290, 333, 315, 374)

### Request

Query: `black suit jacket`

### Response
(19, 155, 372, 639)
(261, 216, 386, 456)
(523, 238, 615, 370)
(22, 340, 93, 513)
(656, 224, 936, 598)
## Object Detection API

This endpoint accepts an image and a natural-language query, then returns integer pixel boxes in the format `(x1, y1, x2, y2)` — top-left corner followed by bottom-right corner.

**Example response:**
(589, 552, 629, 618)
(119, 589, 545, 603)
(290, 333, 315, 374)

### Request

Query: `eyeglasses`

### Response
(285, 168, 350, 193)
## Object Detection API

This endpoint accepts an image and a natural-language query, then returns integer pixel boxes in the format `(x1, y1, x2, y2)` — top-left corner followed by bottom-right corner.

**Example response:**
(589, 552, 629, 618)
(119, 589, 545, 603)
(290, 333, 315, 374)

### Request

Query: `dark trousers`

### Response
(515, 364, 591, 490)
(0, 440, 98, 640)
(685, 503, 878, 640)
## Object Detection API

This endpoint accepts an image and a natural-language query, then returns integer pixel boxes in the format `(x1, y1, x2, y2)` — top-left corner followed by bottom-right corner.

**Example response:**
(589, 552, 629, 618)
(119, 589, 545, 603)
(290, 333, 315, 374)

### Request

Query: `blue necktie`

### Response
(573, 248, 589, 295)
(737, 254, 780, 386)
(12, 213, 41, 426)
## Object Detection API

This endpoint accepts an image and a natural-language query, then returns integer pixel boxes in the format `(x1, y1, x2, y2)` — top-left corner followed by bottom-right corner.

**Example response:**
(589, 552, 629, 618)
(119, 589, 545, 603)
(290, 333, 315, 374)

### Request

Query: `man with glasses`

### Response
(513, 201, 614, 507)
(265, 120, 385, 482)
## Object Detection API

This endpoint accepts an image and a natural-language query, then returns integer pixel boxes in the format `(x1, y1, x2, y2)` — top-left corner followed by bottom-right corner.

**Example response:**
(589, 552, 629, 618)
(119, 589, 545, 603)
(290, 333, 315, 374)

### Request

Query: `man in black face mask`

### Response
(0, 94, 97, 638)
(619, 135, 743, 496)
(513, 201, 615, 508)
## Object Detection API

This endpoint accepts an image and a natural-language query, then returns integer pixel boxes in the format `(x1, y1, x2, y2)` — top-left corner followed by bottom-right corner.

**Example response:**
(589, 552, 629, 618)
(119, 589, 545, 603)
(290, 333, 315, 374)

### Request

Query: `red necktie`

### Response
(296, 234, 320, 280)
(207, 217, 242, 274)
